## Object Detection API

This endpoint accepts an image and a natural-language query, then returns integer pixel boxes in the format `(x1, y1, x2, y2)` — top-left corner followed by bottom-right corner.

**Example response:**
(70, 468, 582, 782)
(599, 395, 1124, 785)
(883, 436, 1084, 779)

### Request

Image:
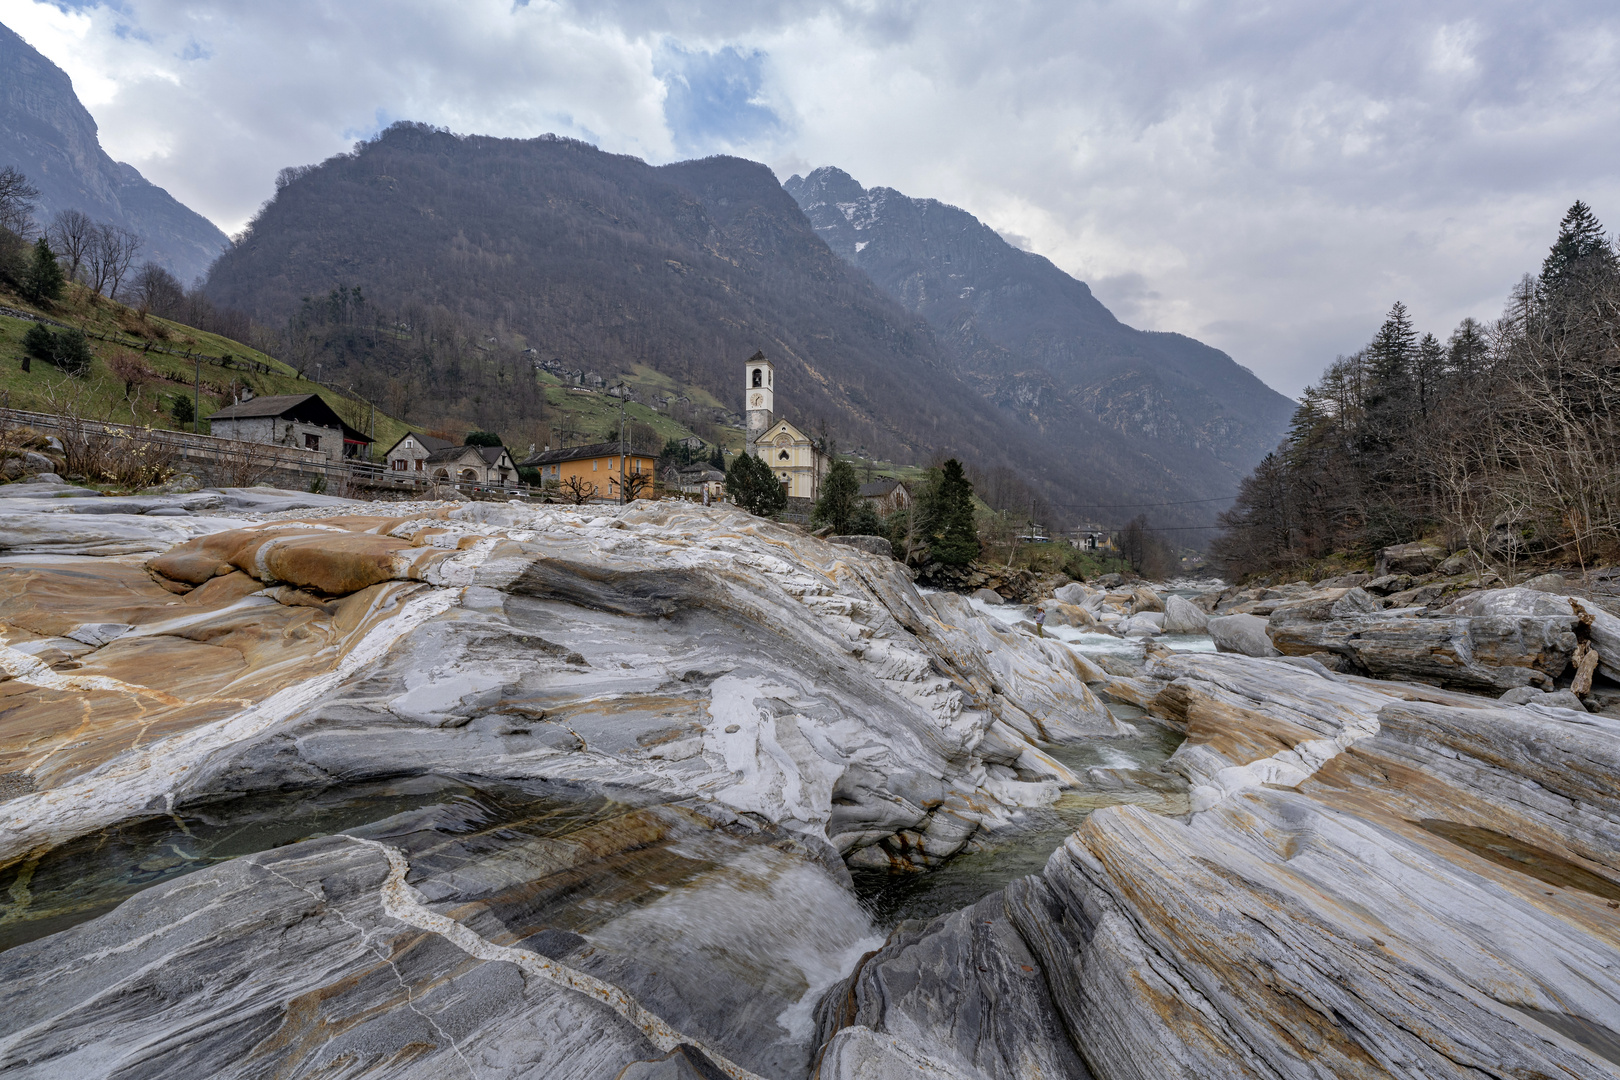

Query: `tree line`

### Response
(1213, 201, 1620, 579)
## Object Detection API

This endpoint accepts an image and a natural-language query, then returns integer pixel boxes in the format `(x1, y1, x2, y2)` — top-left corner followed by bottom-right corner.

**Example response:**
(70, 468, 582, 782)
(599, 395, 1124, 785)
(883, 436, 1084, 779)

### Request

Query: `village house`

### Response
(521, 441, 658, 501)
(743, 353, 827, 500)
(663, 462, 726, 498)
(206, 394, 372, 465)
(858, 478, 912, 516)
(383, 433, 517, 484)
(382, 431, 455, 473)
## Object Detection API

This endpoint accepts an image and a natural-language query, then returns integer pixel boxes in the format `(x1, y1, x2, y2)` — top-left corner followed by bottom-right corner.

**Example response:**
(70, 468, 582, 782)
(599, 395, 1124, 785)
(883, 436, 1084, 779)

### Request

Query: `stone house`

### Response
(206, 394, 372, 464)
(858, 478, 912, 516)
(421, 443, 519, 485)
(382, 432, 456, 475)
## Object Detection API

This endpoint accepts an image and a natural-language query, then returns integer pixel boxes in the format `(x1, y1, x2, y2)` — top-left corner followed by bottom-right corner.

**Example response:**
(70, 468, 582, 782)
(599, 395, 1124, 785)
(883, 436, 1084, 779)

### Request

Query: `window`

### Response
(592, 460, 597, 471)
(777, 450, 790, 461)
(304, 433, 320, 451)
(752, 368, 762, 388)
(391, 459, 406, 471)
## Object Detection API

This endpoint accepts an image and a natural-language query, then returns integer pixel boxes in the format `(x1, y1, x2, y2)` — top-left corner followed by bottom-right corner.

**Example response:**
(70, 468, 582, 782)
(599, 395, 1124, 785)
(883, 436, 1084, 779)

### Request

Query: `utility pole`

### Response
(616, 380, 628, 504)
(193, 354, 201, 434)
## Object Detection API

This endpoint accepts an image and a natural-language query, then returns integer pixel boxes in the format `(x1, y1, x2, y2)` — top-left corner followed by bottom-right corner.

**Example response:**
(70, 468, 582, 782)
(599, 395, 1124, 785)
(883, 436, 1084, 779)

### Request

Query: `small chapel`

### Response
(743, 351, 828, 501)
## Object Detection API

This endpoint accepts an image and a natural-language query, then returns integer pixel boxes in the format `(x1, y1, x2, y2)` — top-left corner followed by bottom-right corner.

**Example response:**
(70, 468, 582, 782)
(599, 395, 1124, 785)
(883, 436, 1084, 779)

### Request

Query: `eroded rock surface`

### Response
(817, 650, 1620, 1079)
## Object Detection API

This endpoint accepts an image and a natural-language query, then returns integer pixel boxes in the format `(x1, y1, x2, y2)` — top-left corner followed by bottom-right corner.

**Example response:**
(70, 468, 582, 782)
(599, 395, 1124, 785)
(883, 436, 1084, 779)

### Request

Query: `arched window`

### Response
(778, 450, 790, 460)
(752, 368, 762, 388)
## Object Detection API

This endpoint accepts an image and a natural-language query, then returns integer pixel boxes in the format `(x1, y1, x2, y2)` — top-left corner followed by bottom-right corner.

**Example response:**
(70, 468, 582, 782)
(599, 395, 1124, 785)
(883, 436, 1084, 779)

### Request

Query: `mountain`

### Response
(205, 123, 1082, 504)
(0, 20, 229, 285)
(783, 167, 1295, 489)
(204, 122, 1273, 526)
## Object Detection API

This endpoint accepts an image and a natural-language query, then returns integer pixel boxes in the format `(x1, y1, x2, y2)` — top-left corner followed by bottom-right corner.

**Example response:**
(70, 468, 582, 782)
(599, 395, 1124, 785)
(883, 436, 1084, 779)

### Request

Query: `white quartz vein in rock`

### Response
(347, 835, 768, 1080)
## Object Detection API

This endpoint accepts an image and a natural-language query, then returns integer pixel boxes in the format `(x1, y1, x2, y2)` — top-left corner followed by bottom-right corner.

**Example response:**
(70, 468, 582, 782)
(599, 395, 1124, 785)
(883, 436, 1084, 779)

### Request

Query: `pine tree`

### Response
(1413, 333, 1445, 420)
(21, 237, 64, 303)
(811, 459, 860, 533)
(918, 459, 979, 565)
(1365, 301, 1417, 391)
(724, 451, 786, 517)
(709, 444, 725, 470)
(1540, 200, 1616, 292)
(1446, 318, 1488, 380)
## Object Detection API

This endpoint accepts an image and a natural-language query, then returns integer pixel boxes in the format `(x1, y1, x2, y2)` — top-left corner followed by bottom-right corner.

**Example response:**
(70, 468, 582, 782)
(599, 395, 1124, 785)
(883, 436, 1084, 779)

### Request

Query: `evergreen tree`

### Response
(22, 322, 55, 362)
(709, 444, 725, 470)
(847, 500, 884, 537)
(1413, 332, 1445, 420)
(811, 459, 861, 533)
(914, 459, 979, 565)
(49, 328, 93, 376)
(464, 430, 503, 447)
(170, 394, 195, 426)
(1446, 318, 1489, 379)
(21, 237, 64, 303)
(724, 451, 786, 517)
(1365, 301, 1417, 390)
(1540, 200, 1616, 292)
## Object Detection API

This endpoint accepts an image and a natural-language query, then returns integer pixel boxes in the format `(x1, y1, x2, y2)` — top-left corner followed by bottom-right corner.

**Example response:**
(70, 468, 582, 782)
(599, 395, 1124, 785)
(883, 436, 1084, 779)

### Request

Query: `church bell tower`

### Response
(744, 351, 774, 457)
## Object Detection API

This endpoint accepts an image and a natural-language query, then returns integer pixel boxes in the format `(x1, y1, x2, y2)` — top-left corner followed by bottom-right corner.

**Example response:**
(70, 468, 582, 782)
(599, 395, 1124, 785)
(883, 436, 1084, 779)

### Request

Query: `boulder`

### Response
(1129, 586, 1165, 613)
(827, 535, 894, 558)
(1270, 613, 1578, 691)
(1437, 551, 1475, 576)
(1523, 572, 1568, 593)
(1376, 541, 1446, 577)
(1364, 573, 1413, 596)
(1161, 594, 1209, 633)
(1095, 572, 1125, 588)
(1121, 612, 1164, 637)
(1052, 582, 1090, 605)
(1207, 613, 1280, 657)
(1539, 689, 1589, 712)
(1044, 602, 1095, 628)
(1445, 586, 1620, 684)
(970, 587, 1004, 605)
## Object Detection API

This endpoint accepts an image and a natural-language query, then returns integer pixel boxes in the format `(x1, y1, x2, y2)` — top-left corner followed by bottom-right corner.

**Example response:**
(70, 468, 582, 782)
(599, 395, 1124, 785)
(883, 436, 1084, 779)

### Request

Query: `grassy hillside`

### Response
(0, 282, 415, 456)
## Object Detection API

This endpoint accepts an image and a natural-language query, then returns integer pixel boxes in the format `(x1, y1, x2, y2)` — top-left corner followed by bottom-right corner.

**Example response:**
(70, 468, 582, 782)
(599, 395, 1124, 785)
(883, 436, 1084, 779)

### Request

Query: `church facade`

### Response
(743, 351, 827, 500)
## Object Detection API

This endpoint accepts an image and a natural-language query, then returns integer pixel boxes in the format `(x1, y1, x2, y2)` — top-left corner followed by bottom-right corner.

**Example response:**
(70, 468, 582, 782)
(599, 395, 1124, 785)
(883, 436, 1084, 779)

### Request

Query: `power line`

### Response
(1050, 494, 1238, 509)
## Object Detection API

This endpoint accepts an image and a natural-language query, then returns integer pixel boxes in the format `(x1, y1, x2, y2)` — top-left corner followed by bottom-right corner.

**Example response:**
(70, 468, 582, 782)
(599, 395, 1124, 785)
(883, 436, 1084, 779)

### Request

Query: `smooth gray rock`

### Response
(1052, 582, 1090, 605)
(815, 884, 1092, 1080)
(1377, 541, 1445, 576)
(827, 534, 894, 558)
(1161, 593, 1209, 633)
(1271, 613, 1577, 691)
(1207, 613, 1279, 657)
(971, 587, 1004, 605)
(843, 653, 1620, 1080)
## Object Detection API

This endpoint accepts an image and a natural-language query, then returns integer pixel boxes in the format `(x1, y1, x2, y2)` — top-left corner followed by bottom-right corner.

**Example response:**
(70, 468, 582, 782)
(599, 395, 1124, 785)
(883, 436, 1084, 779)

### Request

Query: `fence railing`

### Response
(0, 406, 536, 500)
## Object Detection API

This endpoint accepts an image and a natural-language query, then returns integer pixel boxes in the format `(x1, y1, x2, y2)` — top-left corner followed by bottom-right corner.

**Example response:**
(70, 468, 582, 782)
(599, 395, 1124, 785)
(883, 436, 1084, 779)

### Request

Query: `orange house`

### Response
(522, 441, 658, 501)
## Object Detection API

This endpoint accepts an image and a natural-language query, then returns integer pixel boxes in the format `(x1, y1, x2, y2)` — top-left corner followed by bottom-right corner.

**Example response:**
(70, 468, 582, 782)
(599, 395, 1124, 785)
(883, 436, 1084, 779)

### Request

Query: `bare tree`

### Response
(0, 166, 39, 236)
(103, 226, 141, 299)
(558, 473, 596, 504)
(47, 210, 95, 282)
(130, 262, 186, 316)
(83, 222, 141, 297)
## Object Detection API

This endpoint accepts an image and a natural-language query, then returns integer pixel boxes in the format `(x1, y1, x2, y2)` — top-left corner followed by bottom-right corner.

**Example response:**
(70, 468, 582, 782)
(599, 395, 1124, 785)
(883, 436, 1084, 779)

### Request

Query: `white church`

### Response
(744, 351, 828, 500)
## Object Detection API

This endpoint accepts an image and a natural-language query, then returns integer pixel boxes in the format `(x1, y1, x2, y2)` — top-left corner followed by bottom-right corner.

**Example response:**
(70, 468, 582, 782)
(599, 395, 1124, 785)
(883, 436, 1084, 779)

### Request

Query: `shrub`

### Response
(170, 394, 195, 426)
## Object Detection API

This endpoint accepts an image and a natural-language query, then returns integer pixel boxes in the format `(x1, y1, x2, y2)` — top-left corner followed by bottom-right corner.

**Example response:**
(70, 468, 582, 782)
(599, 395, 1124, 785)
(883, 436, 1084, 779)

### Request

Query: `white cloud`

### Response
(3, 0, 1617, 396)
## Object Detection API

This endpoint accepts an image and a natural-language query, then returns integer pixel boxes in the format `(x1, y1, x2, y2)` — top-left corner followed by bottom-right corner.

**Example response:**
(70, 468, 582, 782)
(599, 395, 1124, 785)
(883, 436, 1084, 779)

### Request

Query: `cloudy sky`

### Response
(3, 0, 1617, 397)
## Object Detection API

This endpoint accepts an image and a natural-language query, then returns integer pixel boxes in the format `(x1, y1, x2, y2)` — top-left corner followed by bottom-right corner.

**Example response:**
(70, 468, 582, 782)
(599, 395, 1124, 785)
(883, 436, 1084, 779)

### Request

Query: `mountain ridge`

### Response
(0, 20, 229, 285)
(783, 166, 1295, 479)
